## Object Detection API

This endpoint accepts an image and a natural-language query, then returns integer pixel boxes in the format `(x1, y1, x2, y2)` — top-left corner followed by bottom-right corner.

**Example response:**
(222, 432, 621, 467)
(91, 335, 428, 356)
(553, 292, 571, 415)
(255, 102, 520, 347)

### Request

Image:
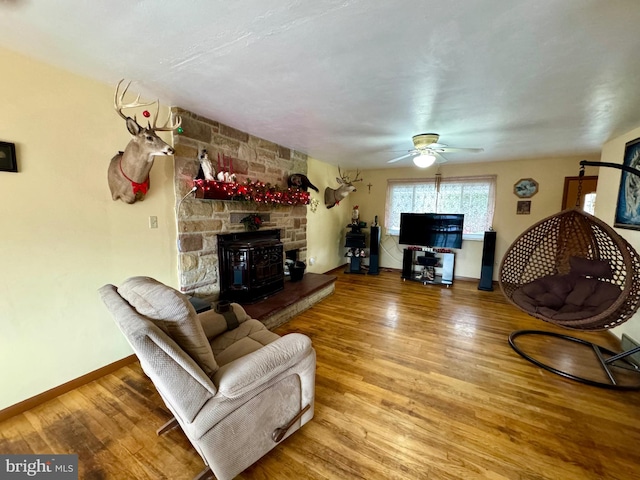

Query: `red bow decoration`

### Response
(130, 178, 149, 195)
(119, 158, 149, 196)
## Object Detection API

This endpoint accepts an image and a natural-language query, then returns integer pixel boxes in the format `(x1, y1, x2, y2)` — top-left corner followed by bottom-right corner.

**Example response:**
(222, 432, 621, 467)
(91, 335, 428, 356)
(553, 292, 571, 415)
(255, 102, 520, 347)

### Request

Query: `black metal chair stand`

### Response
(509, 330, 640, 390)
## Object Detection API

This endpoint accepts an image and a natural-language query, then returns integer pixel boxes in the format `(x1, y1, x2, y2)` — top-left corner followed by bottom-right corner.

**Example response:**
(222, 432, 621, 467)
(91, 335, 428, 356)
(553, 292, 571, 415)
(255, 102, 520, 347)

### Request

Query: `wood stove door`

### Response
(222, 247, 250, 292)
(250, 247, 284, 288)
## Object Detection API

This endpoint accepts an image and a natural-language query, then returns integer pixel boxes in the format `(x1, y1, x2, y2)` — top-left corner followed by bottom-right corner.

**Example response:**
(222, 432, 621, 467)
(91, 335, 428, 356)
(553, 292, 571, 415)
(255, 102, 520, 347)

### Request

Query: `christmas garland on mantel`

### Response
(194, 178, 310, 206)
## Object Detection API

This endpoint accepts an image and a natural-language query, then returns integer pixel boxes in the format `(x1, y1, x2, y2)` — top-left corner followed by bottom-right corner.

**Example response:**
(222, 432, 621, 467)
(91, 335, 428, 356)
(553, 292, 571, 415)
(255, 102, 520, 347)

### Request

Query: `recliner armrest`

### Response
(213, 333, 312, 398)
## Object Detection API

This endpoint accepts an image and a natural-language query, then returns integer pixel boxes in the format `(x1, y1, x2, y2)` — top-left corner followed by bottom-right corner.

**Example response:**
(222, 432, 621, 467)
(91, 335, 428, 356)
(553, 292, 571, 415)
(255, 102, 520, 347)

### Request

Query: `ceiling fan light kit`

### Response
(413, 153, 437, 168)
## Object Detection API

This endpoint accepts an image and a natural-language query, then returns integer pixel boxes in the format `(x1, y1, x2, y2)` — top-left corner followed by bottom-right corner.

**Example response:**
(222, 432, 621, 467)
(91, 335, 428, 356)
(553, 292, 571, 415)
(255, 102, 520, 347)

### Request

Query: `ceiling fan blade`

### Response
(387, 152, 412, 164)
(433, 151, 448, 164)
(436, 147, 484, 153)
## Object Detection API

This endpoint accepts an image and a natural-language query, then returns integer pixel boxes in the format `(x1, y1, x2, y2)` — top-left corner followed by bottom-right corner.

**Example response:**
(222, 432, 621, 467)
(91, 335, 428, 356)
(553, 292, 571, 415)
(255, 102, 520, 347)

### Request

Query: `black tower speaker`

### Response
(368, 226, 380, 274)
(402, 249, 414, 279)
(478, 230, 497, 291)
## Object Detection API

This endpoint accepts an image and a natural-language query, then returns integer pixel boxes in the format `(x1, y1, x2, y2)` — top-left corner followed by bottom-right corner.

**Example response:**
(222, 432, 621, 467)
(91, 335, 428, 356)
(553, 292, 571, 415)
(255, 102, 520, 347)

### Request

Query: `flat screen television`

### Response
(399, 213, 464, 249)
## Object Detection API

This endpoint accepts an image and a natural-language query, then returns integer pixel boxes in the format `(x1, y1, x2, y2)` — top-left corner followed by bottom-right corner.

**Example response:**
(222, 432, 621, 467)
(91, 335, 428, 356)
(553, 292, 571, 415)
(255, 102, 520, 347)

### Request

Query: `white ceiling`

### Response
(2, 0, 640, 169)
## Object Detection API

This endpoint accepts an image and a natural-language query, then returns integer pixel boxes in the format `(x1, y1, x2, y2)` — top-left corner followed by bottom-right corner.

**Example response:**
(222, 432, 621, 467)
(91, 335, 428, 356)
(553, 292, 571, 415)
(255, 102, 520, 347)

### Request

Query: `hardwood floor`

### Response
(2, 270, 640, 479)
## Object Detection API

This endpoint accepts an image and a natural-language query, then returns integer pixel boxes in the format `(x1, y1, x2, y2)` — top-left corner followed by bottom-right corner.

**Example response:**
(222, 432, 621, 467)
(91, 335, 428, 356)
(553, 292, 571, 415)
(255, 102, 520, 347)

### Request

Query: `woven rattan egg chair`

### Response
(500, 207, 640, 331)
(500, 163, 640, 389)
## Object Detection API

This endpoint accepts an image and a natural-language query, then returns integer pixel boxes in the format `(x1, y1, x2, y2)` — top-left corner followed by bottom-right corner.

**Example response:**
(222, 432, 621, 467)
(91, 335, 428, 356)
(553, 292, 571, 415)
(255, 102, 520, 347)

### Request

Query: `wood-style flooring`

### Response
(1, 270, 640, 479)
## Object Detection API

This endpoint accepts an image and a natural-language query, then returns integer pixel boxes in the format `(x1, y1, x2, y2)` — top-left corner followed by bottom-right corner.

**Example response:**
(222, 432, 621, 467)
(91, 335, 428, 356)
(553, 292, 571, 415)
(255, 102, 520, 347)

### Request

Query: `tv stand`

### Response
(401, 248, 455, 286)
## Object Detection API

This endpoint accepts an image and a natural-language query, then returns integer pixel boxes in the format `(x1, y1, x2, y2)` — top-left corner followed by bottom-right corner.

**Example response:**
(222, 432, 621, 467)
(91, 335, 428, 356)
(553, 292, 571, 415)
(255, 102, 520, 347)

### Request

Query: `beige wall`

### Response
(350, 157, 600, 279)
(305, 158, 352, 273)
(597, 125, 640, 341)
(0, 47, 179, 410)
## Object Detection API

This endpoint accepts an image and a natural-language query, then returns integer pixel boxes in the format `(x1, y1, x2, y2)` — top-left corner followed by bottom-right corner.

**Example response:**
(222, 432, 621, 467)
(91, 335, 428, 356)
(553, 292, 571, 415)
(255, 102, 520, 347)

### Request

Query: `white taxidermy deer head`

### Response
(107, 80, 182, 204)
(324, 167, 362, 209)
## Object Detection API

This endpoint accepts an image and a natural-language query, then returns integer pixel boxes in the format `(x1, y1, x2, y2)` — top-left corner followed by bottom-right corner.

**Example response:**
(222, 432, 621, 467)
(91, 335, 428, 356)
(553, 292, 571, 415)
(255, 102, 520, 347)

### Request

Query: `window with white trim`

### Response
(385, 175, 496, 240)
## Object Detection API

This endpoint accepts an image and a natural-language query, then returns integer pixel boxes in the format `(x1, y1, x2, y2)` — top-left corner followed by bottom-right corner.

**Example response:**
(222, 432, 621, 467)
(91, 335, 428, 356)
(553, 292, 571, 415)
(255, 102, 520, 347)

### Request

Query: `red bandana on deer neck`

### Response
(119, 158, 150, 196)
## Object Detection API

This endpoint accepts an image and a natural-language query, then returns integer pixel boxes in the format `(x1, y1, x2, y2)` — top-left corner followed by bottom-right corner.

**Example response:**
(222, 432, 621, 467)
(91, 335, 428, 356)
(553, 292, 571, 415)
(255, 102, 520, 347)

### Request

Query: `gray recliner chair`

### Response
(99, 276, 315, 480)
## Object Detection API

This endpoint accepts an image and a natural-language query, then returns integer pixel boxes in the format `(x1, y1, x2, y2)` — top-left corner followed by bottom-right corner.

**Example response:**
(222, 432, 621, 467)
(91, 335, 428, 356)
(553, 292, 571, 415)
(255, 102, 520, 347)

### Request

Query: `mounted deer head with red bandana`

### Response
(107, 80, 182, 204)
(324, 167, 363, 209)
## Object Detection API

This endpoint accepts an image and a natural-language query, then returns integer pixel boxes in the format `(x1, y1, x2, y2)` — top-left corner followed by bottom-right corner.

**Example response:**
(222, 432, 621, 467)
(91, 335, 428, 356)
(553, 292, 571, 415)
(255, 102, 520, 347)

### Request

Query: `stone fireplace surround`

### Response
(171, 107, 309, 298)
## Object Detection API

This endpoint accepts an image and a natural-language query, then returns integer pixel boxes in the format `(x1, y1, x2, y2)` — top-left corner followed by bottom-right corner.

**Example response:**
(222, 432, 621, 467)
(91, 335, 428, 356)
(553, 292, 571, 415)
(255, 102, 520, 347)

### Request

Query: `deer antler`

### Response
(114, 79, 182, 131)
(151, 100, 182, 132)
(338, 165, 350, 183)
(114, 79, 154, 121)
(338, 166, 363, 184)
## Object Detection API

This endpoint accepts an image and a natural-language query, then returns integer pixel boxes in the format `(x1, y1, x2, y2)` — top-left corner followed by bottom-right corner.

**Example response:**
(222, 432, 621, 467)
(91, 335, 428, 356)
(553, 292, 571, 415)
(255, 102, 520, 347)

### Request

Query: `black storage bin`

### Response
(290, 261, 306, 282)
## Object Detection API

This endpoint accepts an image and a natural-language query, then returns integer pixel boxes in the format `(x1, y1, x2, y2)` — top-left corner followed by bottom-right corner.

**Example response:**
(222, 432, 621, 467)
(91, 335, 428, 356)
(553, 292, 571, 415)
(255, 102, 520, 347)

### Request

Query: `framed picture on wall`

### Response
(614, 137, 640, 230)
(0, 142, 17, 173)
(516, 200, 531, 215)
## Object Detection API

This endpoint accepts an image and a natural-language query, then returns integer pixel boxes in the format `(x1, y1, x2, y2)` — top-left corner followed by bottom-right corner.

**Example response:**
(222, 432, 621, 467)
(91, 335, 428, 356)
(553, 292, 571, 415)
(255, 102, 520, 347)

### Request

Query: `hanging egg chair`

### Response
(499, 207, 640, 331)
(500, 161, 640, 389)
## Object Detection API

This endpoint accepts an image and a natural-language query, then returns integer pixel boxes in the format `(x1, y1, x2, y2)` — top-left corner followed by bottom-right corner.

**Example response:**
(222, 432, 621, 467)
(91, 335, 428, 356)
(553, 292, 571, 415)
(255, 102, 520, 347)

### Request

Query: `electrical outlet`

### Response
(309, 257, 315, 266)
(149, 216, 158, 229)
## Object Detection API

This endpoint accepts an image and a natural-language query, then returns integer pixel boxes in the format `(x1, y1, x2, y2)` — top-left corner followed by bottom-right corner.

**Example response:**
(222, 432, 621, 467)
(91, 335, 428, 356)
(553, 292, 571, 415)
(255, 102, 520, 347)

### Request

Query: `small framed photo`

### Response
(517, 200, 531, 215)
(0, 142, 17, 172)
(514, 178, 538, 198)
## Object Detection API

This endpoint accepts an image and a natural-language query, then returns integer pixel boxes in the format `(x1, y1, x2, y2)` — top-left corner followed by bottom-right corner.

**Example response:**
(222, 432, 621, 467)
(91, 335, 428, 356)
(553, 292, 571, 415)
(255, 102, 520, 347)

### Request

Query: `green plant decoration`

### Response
(240, 213, 263, 231)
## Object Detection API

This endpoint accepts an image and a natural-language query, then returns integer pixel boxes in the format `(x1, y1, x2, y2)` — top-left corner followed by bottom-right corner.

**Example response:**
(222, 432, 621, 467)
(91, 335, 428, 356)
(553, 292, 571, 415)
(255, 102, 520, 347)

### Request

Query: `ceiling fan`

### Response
(387, 133, 483, 168)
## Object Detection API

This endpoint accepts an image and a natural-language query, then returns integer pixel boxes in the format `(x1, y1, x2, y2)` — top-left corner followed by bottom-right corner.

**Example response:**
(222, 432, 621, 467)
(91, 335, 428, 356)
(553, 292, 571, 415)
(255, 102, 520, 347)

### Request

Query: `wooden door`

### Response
(562, 176, 598, 210)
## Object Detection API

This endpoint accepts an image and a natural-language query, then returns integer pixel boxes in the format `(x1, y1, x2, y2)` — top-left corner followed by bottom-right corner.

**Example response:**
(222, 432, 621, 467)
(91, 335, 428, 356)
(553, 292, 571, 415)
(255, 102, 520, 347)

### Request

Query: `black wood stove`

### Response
(217, 229, 284, 303)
